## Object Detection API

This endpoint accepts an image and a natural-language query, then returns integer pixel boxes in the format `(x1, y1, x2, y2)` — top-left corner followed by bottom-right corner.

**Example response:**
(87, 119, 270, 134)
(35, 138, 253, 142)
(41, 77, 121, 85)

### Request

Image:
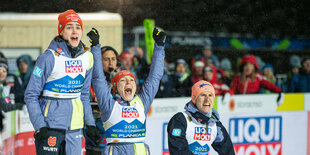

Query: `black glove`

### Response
(86, 125, 101, 146)
(34, 127, 49, 141)
(152, 27, 166, 46)
(276, 92, 284, 106)
(87, 28, 100, 47)
(16, 103, 24, 110)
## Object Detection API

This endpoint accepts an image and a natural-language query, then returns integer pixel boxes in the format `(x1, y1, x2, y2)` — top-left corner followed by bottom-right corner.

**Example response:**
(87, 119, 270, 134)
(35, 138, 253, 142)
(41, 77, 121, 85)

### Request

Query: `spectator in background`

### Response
(169, 59, 192, 97)
(0, 58, 24, 111)
(156, 59, 172, 98)
(282, 55, 301, 92)
(0, 51, 6, 59)
(262, 64, 280, 94)
(131, 47, 149, 86)
(192, 60, 205, 84)
(14, 54, 33, 103)
(220, 58, 234, 86)
(255, 56, 265, 73)
(101, 46, 120, 83)
(193, 44, 220, 68)
(203, 66, 230, 96)
(229, 54, 282, 94)
(0, 58, 24, 135)
(288, 57, 310, 92)
(119, 52, 138, 84)
(288, 55, 301, 79)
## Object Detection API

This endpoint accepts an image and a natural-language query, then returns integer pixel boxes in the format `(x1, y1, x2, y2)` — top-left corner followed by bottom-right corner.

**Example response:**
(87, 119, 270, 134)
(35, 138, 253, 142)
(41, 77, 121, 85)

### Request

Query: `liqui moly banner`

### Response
(229, 116, 282, 155)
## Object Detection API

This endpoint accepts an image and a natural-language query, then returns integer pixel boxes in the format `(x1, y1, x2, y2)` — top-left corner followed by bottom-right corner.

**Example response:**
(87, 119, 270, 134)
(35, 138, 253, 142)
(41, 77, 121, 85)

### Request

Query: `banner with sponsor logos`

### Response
(1, 93, 310, 154)
(217, 93, 305, 113)
(305, 93, 310, 111)
(146, 111, 308, 155)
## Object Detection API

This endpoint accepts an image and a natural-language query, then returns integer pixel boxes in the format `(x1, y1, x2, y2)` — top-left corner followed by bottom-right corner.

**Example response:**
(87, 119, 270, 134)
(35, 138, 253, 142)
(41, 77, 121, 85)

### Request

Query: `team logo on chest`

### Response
(122, 107, 139, 118)
(194, 127, 211, 141)
(65, 60, 83, 73)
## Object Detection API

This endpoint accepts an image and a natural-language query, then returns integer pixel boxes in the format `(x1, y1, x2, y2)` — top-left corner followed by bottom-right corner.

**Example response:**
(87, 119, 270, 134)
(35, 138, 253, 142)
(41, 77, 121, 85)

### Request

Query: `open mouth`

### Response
(71, 37, 78, 42)
(203, 103, 211, 107)
(125, 88, 132, 95)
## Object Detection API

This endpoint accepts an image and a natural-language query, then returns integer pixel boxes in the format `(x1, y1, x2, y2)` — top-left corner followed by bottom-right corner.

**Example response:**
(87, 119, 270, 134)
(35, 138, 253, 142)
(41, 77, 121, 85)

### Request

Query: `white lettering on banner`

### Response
(236, 144, 281, 155)
(27, 137, 35, 146)
(154, 106, 178, 113)
(171, 36, 212, 46)
(243, 119, 260, 143)
(230, 118, 281, 143)
(229, 116, 282, 155)
(15, 139, 24, 148)
(237, 101, 262, 108)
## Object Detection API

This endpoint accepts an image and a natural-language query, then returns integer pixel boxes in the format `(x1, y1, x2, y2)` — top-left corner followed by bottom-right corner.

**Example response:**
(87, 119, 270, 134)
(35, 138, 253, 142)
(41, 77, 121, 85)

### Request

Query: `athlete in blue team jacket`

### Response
(167, 80, 235, 155)
(89, 28, 166, 154)
(25, 10, 100, 154)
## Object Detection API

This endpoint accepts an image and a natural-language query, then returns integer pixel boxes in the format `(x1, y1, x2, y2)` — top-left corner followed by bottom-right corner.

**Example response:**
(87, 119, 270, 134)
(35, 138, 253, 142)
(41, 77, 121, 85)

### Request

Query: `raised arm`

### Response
(24, 51, 53, 131)
(88, 28, 116, 122)
(139, 28, 166, 113)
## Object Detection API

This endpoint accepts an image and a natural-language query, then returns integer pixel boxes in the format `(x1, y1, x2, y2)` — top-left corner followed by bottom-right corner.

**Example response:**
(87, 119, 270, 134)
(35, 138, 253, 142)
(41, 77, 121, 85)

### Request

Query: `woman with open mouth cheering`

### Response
(89, 27, 166, 155)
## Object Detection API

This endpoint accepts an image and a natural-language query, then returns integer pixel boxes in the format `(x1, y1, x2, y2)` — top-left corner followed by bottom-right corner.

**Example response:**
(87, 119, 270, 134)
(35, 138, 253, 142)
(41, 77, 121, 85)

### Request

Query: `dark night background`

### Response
(1, 0, 310, 38)
(1, 0, 310, 74)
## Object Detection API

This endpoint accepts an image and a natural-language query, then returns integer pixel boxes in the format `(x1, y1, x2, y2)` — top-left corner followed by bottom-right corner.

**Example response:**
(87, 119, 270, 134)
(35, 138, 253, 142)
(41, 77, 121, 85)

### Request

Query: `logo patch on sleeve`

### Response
(172, 129, 181, 136)
(33, 66, 43, 77)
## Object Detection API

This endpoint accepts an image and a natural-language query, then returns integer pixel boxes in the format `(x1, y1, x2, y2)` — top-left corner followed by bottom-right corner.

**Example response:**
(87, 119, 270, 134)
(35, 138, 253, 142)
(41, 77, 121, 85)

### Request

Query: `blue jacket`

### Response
(25, 39, 96, 131)
(91, 43, 165, 154)
(91, 43, 164, 121)
(288, 70, 310, 92)
(167, 101, 235, 155)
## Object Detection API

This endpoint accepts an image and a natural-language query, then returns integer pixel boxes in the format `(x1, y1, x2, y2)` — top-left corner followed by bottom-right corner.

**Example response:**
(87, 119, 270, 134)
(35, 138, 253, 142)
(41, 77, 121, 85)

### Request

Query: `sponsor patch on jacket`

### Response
(33, 66, 43, 77)
(172, 128, 181, 136)
(194, 127, 211, 141)
(65, 60, 83, 73)
(48, 136, 56, 146)
(122, 107, 139, 118)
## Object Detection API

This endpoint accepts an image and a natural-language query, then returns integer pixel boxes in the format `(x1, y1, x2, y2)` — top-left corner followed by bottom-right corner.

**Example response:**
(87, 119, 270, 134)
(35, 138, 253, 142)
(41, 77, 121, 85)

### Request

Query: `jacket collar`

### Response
(184, 101, 220, 124)
(48, 38, 85, 58)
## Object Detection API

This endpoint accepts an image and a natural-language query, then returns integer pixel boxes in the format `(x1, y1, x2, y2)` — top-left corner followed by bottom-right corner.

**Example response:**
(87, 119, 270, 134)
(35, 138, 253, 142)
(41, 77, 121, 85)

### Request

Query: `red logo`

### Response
(194, 127, 211, 141)
(194, 133, 211, 141)
(122, 107, 139, 118)
(65, 60, 83, 73)
(48, 136, 57, 146)
(57, 48, 62, 53)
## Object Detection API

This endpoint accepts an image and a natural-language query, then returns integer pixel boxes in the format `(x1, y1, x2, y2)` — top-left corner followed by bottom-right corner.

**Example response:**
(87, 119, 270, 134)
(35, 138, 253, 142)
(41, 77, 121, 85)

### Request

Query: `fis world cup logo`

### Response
(122, 107, 139, 118)
(65, 60, 83, 73)
(229, 116, 282, 155)
(194, 127, 211, 141)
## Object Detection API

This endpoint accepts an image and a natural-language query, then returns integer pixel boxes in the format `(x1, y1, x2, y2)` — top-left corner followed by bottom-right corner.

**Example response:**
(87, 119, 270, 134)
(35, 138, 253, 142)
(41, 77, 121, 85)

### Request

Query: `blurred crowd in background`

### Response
(1, 41, 310, 106)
